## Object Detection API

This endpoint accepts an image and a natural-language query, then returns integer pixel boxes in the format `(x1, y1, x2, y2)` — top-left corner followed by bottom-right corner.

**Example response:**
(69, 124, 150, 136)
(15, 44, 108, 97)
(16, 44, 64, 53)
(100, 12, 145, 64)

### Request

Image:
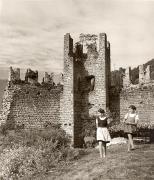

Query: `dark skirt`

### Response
(124, 123, 137, 134)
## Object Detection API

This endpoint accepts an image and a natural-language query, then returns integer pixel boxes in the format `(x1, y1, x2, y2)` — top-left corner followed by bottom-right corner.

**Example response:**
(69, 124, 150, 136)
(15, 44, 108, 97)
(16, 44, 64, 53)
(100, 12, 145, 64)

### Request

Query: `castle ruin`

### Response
(0, 33, 154, 147)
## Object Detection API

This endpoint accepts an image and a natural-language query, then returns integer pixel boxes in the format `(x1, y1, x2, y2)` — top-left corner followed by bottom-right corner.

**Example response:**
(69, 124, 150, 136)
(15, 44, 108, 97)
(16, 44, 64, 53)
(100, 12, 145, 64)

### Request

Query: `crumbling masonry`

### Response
(0, 33, 154, 147)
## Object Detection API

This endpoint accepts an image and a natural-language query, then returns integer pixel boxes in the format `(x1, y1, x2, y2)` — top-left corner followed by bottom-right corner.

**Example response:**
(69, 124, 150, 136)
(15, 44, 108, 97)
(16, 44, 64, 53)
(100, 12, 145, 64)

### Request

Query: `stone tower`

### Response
(61, 33, 111, 147)
(60, 33, 74, 142)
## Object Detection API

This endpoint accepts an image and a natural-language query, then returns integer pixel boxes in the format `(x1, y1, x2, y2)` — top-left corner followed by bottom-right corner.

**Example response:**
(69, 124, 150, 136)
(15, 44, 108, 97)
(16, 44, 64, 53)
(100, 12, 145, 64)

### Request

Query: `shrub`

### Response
(0, 145, 83, 179)
(84, 136, 96, 148)
(0, 147, 45, 180)
(81, 117, 96, 138)
(108, 122, 125, 138)
(0, 124, 82, 179)
(0, 124, 70, 150)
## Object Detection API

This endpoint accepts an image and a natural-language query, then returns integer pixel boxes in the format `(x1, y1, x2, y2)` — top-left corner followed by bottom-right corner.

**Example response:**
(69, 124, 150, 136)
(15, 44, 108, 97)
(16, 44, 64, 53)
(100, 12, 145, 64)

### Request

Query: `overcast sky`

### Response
(0, 0, 154, 79)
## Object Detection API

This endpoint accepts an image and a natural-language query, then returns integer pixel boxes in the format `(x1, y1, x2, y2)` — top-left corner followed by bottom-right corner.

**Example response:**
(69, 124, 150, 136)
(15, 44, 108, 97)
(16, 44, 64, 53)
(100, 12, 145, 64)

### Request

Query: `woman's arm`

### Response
(135, 114, 139, 124)
(107, 117, 113, 125)
(123, 113, 128, 123)
(96, 118, 98, 128)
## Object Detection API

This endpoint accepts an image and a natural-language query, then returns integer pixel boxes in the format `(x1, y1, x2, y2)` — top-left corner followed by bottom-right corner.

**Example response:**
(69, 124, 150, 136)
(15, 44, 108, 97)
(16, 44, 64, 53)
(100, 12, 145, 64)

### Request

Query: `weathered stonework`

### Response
(110, 64, 154, 125)
(25, 69, 38, 85)
(123, 67, 131, 87)
(9, 67, 20, 82)
(60, 33, 74, 142)
(0, 33, 111, 148)
(2, 33, 154, 148)
(120, 84, 154, 124)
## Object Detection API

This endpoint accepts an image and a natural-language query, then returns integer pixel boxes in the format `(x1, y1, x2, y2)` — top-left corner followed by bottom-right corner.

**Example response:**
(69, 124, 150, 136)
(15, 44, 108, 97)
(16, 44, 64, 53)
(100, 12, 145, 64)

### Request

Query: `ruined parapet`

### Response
(123, 67, 131, 87)
(79, 33, 98, 53)
(0, 83, 21, 127)
(145, 65, 151, 83)
(44, 72, 54, 85)
(25, 69, 38, 85)
(119, 68, 125, 87)
(8, 66, 20, 82)
(139, 65, 145, 84)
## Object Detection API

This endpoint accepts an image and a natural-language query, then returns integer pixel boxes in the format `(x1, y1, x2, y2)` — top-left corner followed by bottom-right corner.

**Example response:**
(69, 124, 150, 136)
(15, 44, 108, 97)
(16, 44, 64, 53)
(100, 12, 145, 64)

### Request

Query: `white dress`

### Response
(96, 116, 111, 142)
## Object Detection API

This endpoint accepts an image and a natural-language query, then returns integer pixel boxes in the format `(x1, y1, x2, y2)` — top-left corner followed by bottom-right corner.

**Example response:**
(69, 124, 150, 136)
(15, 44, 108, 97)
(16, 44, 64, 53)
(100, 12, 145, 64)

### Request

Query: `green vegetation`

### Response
(35, 144, 154, 180)
(0, 124, 84, 180)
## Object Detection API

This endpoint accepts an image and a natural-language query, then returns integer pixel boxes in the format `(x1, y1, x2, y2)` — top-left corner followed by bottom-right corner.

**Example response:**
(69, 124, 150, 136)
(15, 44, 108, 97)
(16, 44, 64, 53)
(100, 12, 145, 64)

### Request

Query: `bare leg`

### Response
(128, 133, 135, 149)
(102, 141, 106, 157)
(127, 134, 131, 151)
(99, 141, 103, 158)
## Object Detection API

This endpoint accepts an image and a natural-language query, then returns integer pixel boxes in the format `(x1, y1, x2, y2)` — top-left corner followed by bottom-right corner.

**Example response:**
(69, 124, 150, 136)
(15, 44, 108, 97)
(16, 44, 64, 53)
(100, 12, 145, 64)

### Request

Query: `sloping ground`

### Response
(36, 143, 154, 180)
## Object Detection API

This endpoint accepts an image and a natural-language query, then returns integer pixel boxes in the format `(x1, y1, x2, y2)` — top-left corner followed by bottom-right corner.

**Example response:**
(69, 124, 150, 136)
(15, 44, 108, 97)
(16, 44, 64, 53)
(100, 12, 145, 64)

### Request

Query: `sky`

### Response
(0, 0, 154, 79)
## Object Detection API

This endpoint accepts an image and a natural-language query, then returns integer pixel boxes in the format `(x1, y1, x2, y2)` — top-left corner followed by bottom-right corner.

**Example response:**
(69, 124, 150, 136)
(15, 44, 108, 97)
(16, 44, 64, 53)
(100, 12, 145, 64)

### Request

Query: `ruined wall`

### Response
(80, 33, 110, 116)
(0, 83, 62, 129)
(0, 82, 20, 127)
(9, 67, 20, 82)
(110, 63, 154, 125)
(106, 41, 111, 107)
(109, 87, 121, 121)
(0, 67, 63, 129)
(72, 33, 111, 147)
(0, 33, 111, 148)
(71, 41, 84, 147)
(120, 85, 154, 124)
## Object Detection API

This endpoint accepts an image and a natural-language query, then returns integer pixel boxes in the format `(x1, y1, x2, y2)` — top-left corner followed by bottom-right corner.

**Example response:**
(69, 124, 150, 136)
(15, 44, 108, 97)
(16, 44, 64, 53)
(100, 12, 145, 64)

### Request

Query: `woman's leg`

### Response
(128, 133, 135, 149)
(102, 141, 106, 157)
(99, 141, 103, 158)
(127, 134, 131, 151)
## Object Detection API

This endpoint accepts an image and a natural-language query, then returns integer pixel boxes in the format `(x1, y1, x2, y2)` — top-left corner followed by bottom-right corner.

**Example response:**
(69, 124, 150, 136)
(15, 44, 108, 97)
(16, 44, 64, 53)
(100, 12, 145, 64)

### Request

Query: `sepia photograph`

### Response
(0, 0, 154, 179)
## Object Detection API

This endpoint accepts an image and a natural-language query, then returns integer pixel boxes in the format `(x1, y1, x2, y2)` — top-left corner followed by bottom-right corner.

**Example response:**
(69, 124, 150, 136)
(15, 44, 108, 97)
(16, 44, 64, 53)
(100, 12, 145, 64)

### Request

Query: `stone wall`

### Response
(9, 67, 20, 82)
(80, 33, 110, 116)
(0, 83, 62, 129)
(109, 87, 121, 121)
(0, 33, 111, 148)
(0, 82, 20, 127)
(110, 63, 154, 125)
(72, 33, 111, 147)
(120, 84, 154, 124)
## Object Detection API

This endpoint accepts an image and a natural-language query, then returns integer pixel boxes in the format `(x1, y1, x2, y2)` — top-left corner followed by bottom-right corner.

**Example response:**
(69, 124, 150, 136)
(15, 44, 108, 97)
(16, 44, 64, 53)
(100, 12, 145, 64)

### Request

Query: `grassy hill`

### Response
(0, 79, 7, 111)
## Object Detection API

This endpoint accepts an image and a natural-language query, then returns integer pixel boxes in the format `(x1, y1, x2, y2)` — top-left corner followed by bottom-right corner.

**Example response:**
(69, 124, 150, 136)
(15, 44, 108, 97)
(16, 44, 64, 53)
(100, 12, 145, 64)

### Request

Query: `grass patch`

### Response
(38, 143, 154, 180)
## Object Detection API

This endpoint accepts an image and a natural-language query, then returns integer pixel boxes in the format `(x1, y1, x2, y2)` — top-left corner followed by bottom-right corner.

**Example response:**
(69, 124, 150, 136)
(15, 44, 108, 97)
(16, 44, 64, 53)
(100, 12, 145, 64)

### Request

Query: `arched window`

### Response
(85, 75, 95, 91)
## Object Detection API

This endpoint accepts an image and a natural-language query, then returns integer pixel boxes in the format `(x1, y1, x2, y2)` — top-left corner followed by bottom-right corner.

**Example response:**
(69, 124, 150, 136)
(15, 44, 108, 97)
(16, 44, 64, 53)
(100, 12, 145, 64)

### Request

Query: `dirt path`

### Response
(36, 144, 154, 180)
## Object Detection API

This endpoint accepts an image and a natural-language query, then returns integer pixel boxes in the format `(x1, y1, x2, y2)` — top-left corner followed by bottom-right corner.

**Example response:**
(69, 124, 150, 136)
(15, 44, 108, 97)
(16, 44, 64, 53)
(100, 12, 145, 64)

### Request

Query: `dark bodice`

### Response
(97, 117, 108, 127)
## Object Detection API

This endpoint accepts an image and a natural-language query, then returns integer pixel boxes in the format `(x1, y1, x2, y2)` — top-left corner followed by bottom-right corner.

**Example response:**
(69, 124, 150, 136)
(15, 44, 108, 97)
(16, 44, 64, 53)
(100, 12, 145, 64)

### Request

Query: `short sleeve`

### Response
(124, 113, 128, 119)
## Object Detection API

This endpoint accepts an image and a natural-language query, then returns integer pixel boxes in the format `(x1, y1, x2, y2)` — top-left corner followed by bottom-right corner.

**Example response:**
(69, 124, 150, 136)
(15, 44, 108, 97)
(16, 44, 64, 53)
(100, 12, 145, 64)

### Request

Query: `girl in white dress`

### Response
(96, 108, 111, 158)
